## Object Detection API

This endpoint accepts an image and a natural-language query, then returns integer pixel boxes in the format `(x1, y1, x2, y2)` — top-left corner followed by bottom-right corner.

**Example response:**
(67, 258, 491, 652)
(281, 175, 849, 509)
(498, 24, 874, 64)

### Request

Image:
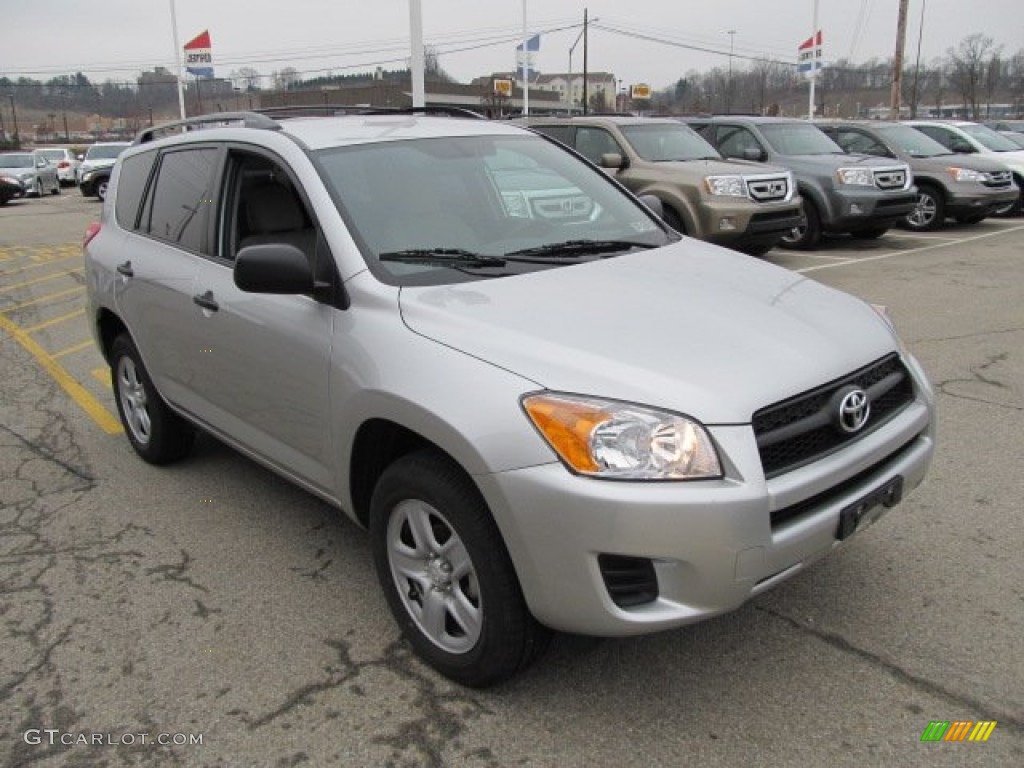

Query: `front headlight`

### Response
(522, 393, 722, 480)
(836, 167, 874, 186)
(704, 175, 748, 197)
(947, 167, 986, 183)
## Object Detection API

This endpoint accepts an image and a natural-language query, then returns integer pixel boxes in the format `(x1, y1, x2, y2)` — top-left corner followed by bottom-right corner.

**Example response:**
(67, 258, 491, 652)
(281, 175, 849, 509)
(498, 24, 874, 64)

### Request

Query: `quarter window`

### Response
(114, 151, 158, 231)
(143, 147, 219, 253)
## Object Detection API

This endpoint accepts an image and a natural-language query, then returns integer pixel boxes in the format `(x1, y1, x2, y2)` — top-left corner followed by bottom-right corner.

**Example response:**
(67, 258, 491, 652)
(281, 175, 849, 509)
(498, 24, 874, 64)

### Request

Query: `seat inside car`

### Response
(237, 181, 316, 260)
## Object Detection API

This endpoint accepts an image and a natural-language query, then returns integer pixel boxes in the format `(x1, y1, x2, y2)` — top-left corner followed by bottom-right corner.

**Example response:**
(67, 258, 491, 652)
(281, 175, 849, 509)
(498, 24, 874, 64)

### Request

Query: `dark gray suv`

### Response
(816, 121, 1018, 230)
(688, 116, 917, 249)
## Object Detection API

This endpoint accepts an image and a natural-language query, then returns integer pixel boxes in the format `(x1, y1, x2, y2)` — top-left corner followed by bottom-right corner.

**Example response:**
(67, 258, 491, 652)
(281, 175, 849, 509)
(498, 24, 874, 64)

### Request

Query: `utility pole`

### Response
(889, 0, 910, 119)
(410, 0, 425, 108)
(60, 90, 70, 141)
(808, 0, 819, 119)
(582, 8, 589, 115)
(910, 0, 926, 118)
(521, 0, 529, 116)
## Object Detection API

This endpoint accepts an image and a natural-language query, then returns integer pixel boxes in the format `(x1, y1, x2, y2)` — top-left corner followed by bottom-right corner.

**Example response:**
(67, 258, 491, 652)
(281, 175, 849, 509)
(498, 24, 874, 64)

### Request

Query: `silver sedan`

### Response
(0, 151, 61, 197)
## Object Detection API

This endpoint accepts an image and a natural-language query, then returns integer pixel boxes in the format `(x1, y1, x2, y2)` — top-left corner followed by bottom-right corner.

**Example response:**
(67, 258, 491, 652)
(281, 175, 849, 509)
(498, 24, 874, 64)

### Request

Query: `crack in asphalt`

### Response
(758, 606, 1024, 734)
(239, 637, 499, 767)
(936, 352, 1022, 412)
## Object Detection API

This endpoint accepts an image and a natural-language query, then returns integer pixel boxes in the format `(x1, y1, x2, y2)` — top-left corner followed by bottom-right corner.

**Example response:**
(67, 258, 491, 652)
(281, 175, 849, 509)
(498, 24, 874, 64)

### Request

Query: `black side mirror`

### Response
(234, 244, 314, 294)
(950, 139, 975, 154)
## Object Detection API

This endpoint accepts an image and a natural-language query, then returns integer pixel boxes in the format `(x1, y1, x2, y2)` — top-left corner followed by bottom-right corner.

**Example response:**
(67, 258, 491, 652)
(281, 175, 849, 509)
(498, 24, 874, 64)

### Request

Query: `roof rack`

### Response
(133, 104, 488, 145)
(255, 104, 485, 120)
(134, 112, 280, 144)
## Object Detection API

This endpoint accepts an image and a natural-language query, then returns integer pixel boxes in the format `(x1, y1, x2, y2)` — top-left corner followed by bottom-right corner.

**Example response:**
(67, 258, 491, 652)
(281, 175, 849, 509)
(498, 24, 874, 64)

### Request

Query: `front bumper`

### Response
(826, 187, 918, 232)
(698, 199, 805, 247)
(478, 364, 934, 637)
(946, 187, 1020, 217)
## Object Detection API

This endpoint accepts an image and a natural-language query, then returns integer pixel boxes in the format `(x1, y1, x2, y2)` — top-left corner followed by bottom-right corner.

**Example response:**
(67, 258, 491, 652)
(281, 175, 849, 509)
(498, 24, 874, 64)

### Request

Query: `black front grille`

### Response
(874, 169, 907, 190)
(983, 171, 1013, 189)
(753, 354, 916, 478)
(598, 555, 658, 607)
(748, 176, 790, 202)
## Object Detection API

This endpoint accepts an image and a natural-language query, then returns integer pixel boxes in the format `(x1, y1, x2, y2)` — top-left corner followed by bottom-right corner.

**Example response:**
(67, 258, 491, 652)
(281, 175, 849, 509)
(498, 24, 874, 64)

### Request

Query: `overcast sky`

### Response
(4, 0, 1023, 89)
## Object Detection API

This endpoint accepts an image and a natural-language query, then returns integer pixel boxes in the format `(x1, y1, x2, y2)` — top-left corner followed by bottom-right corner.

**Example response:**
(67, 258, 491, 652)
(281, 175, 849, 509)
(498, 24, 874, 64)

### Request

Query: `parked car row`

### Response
(0, 141, 131, 205)
(518, 114, 1022, 253)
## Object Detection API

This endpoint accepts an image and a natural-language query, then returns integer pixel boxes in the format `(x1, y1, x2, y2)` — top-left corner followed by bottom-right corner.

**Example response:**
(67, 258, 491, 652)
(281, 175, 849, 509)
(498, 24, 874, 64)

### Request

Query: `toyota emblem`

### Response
(837, 388, 871, 434)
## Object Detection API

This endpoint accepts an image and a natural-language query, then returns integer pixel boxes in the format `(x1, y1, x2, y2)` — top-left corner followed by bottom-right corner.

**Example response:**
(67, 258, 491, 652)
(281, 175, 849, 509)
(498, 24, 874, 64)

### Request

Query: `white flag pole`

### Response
(808, 0, 819, 119)
(169, 0, 187, 119)
(409, 0, 425, 109)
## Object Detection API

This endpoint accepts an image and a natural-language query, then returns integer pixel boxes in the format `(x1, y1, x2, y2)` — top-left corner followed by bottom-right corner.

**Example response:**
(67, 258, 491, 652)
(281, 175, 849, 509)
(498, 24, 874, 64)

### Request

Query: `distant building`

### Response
(475, 72, 619, 112)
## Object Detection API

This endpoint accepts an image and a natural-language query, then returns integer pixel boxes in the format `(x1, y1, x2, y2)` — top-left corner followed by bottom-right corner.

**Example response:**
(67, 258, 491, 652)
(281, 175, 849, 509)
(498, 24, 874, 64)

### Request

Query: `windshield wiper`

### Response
(504, 239, 657, 260)
(378, 248, 507, 268)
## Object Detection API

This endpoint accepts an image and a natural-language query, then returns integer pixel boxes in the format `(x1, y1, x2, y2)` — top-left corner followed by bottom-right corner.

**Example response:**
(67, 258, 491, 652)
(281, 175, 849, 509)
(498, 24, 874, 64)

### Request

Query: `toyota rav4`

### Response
(84, 109, 934, 687)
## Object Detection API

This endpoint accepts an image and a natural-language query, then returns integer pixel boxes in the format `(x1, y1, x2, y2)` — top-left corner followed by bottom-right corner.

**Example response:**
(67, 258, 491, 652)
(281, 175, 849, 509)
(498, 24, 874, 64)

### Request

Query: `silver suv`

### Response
(84, 109, 935, 687)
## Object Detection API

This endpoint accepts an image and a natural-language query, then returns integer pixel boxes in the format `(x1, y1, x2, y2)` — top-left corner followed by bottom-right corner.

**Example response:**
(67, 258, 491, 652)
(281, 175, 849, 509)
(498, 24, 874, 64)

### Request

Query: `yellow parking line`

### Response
(22, 308, 86, 334)
(52, 339, 95, 359)
(0, 314, 122, 434)
(0, 285, 85, 313)
(0, 253, 80, 277)
(0, 266, 84, 292)
(91, 367, 111, 385)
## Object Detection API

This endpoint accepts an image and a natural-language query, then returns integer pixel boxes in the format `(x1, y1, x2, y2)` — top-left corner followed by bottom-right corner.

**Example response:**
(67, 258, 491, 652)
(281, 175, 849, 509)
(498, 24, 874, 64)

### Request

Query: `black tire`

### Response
(50, 179, 60, 196)
(779, 198, 821, 250)
(370, 449, 550, 687)
(662, 206, 686, 235)
(743, 242, 776, 257)
(110, 334, 195, 464)
(954, 213, 986, 225)
(96, 179, 109, 201)
(904, 185, 944, 231)
(849, 226, 889, 240)
(33, 178, 44, 198)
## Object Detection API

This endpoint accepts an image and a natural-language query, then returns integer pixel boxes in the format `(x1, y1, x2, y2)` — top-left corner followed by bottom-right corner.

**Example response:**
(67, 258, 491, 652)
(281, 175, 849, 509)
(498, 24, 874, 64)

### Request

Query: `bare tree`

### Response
(947, 34, 1000, 119)
(230, 67, 262, 92)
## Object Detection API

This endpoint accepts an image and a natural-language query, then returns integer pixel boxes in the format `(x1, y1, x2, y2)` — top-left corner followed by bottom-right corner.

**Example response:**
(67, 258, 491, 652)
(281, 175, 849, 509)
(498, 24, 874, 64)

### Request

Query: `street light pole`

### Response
(60, 90, 70, 141)
(727, 30, 736, 113)
(8, 94, 19, 145)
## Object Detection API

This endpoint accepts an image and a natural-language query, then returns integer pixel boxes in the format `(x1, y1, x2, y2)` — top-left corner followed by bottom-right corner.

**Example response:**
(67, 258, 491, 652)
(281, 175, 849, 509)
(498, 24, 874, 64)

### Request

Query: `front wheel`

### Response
(779, 198, 821, 250)
(33, 178, 44, 198)
(110, 334, 195, 464)
(904, 186, 944, 231)
(96, 179, 109, 201)
(370, 450, 550, 687)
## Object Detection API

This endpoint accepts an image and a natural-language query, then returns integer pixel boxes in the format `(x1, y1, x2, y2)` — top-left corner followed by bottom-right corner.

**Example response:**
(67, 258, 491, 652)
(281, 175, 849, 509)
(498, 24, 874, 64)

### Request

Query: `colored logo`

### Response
(920, 721, 997, 742)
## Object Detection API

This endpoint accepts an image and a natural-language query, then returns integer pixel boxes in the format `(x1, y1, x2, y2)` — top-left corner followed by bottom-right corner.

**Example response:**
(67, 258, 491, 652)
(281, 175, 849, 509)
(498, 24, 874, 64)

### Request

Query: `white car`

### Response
(905, 120, 1024, 216)
(37, 147, 81, 186)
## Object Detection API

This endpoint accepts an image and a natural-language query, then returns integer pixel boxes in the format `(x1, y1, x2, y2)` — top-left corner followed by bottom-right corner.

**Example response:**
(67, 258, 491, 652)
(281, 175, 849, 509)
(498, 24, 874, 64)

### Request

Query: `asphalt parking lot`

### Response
(1, 192, 1022, 767)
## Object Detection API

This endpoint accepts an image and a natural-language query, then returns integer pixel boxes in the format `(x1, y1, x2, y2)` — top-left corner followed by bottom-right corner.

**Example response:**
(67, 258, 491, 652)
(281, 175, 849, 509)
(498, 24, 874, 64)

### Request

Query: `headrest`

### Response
(245, 184, 305, 234)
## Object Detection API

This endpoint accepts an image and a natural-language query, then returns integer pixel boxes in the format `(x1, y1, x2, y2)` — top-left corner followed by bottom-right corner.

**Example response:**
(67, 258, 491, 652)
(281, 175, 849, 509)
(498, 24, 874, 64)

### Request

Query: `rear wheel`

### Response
(779, 198, 821, 249)
(904, 185, 944, 231)
(370, 450, 550, 687)
(110, 334, 195, 464)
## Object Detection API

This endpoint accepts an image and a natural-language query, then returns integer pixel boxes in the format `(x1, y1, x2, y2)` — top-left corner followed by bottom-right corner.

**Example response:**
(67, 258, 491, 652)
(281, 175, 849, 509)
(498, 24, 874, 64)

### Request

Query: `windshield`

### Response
(85, 144, 129, 160)
(0, 154, 34, 169)
(959, 124, 1021, 152)
(760, 123, 844, 155)
(619, 123, 721, 161)
(873, 124, 950, 157)
(315, 134, 672, 286)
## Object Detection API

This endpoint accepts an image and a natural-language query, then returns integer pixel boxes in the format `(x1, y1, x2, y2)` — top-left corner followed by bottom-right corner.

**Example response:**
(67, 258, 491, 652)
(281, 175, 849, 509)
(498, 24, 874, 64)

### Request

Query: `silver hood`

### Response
(398, 240, 899, 424)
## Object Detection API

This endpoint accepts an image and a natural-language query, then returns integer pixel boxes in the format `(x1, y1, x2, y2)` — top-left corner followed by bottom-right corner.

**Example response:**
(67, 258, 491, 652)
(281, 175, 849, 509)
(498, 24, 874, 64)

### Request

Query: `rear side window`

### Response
(114, 151, 158, 230)
(142, 147, 219, 254)
(532, 124, 574, 147)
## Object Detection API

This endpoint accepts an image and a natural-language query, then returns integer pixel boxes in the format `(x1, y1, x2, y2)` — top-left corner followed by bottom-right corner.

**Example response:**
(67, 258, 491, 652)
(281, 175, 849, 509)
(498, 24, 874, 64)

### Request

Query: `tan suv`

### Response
(521, 116, 802, 256)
